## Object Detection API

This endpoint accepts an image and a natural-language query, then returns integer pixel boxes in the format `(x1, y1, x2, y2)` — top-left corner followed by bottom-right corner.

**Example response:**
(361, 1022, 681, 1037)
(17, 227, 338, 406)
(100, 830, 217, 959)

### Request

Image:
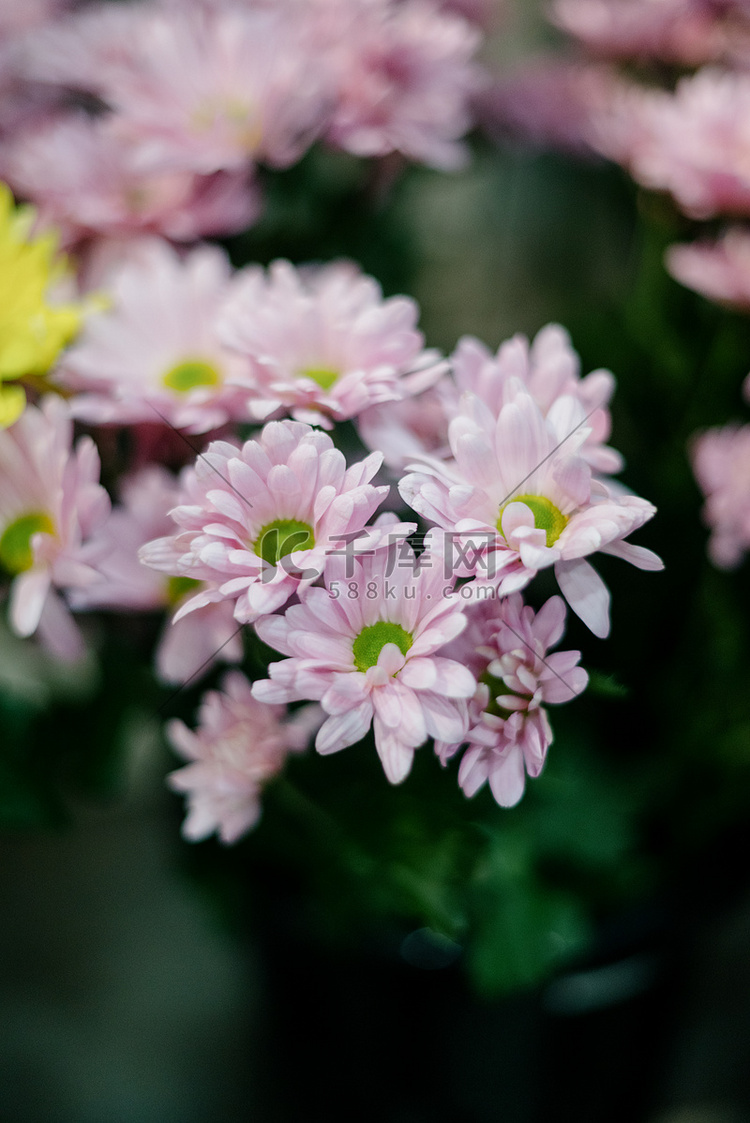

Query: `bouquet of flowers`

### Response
(2, 0, 747, 1028)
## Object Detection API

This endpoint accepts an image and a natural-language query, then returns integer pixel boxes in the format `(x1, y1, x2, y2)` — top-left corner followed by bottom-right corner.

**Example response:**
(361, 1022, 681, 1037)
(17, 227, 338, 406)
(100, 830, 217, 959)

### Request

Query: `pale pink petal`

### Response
(487, 746, 527, 807)
(529, 593, 567, 650)
(252, 678, 294, 705)
(601, 539, 664, 570)
(321, 673, 370, 715)
(541, 659, 588, 704)
(156, 603, 242, 685)
(373, 723, 415, 785)
(36, 590, 86, 662)
(9, 569, 51, 637)
(419, 690, 469, 742)
(316, 702, 374, 754)
(457, 746, 490, 797)
(554, 556, 611, 638)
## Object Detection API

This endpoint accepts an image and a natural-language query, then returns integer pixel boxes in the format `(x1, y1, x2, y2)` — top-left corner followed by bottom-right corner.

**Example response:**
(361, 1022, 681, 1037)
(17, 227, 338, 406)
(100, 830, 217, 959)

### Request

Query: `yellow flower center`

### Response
(498, 494, 568, 548)
(352, 621, 412, 673)
(0, 511, 55, 574)
(253, 518, 315, 567)
(162, 358, 221, 393)
(191, 98, 263, 153)
(300, 367, 339, 391)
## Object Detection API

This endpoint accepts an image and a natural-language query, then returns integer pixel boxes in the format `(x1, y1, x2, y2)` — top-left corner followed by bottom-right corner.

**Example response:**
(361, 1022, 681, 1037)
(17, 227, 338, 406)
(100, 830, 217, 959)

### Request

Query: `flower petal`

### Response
(487, 747, 527, 808)
(315, 701, 373, 754)
(555, 557, 611, 638)
(373, 721, 415, 784)
(601, 540, 664, 570)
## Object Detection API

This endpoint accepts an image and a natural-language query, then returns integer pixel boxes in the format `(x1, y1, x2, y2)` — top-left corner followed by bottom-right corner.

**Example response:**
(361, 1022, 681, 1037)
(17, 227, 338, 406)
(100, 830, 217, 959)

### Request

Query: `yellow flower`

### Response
(0, 182, 83, 427)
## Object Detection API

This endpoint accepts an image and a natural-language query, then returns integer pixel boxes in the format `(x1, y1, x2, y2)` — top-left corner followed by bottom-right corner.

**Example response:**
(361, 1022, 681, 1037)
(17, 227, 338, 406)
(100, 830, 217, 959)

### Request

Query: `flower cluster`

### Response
(134, 312, 659, 823)
(398, 325, 660, 638)
(0, 0, 664, 847)
(488, 0, 750, 576)
(435, 594, 588, 807)
(592, 68, 750, 222)
(550, 0, 750, 67)
(0, 208, 662, 836)
(477, 1, 750, 308)
(49, 247, 440, 435)
(166, 671, 321, 843)
(0, 0, 483, 248)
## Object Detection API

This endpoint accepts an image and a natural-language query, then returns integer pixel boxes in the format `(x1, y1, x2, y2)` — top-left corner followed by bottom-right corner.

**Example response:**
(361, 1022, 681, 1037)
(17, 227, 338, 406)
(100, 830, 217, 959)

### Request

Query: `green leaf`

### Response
(467, 831, 590, 995)
(586, 670, 630, 700)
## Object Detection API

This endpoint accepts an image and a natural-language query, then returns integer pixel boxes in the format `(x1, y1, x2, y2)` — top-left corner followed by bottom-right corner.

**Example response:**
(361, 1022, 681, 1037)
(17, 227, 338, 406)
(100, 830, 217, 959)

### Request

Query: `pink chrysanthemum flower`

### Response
(435, 594, 587, 807)
(252, 536, 476, 784)
(80, 5, 329, 176)
(315, 0, 481, 169)
(20, 2, 327, 172)
(666, 227, 750, 310)
(139, 420, 400, 623)
(55, 236, 254, 434)
(218, 259, 442, 428)
(0, 395, 110, 659)
(451, 323, 623, 474)
(550, 0, 750, 66)
(592, 68, 750, 220)
(166, 671, 320, 844)
(399, 386, 662, 637)
(690, 424, 750, 568)
(359, 323, 623, 475)
(70, 465, 242, 684)
(1, 114, 260, 247)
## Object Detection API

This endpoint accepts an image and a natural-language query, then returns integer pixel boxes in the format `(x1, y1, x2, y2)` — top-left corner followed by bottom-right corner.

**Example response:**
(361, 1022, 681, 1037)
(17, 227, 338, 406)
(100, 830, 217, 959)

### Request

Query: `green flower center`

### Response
(0, 511, 55, 574)
(253, 518, 315, 567)
(300, 367, 339, 391)
(480, 669, 528, 720)
(352, 621, 413, 673)
(166, 575, 201, 605)
(162, 358, 221, 393)
(497, 493, 568, 548)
